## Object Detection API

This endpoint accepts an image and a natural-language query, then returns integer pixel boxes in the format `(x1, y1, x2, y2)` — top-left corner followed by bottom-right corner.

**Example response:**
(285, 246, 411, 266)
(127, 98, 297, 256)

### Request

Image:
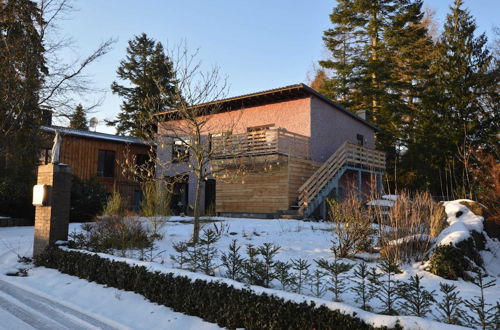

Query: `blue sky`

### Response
(56, 0, 499, 133)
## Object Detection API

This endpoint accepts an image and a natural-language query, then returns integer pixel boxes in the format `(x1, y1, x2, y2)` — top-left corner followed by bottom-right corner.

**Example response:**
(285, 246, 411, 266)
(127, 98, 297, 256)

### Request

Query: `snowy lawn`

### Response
(0, 225, 222, 330)
(1, 214, 499, 329)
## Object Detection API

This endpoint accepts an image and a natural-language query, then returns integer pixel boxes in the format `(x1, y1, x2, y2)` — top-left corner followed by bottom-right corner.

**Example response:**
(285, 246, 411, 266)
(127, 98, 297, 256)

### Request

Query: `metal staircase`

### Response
(297, 142, 385, 218)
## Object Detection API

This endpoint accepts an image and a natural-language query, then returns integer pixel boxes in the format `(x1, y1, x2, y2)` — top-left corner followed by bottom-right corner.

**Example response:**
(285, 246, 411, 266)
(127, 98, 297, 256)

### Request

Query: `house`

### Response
(40, 125, 152, 211)
(155, 83, 385, 219)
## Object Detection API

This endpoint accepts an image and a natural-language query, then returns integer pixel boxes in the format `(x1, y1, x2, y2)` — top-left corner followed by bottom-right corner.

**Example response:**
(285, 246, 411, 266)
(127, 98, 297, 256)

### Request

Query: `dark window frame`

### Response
(172, 139, 189, 163)
(97, 149, 116, 178)
(356, 134, 364, 146)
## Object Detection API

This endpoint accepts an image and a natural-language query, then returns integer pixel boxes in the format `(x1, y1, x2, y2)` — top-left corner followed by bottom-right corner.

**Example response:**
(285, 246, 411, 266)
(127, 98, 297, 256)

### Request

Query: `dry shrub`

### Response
(327, 193, 374, 258)
(373, 190, 437, 264)
(430, 202, 447, 237)
(103, 191, 125, 217)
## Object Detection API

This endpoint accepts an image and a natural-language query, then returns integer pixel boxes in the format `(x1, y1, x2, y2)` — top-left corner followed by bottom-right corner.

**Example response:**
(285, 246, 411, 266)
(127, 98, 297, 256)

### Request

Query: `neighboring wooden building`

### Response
(155, 83, 385, 218)
(40, 126, 152, 210)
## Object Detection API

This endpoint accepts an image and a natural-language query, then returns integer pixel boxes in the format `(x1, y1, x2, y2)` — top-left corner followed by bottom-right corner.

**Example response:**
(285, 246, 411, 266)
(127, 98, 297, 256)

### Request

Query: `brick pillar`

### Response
(33, 164, 72, 256)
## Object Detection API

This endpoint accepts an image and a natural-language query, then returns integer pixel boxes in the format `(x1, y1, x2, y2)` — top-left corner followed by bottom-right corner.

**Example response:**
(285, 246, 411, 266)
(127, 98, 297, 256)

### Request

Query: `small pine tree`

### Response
(397, 274, 435, 317)
(243, 244, 264, 286)
(310, 269, 327, 298)
(435, 282, 464, 325)
(351, 262, 374, 311)
(290, 258, 311, 294)
(275, 261, 292, 291)
(69, 104, 89, 130)
(377, 260, 401, 315)
(462, 271, 497, 330)
(258, 243, 280, 288)
(315, 258, 353, 302)
(170, 241, 189, 269)
(220, 239, 245, 281)
(368, 266, 382, 302)
(197, 227, 221, 275)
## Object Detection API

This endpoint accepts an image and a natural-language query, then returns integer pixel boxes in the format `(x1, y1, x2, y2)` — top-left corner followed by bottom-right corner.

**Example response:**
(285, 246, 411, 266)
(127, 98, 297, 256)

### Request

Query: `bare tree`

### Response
(37, 0, 114, 121)
(123, 43, 248, 243)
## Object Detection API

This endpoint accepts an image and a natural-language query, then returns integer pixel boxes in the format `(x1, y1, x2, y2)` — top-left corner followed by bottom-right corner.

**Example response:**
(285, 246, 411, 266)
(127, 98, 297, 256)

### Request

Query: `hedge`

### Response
(35, 247, 402, 330)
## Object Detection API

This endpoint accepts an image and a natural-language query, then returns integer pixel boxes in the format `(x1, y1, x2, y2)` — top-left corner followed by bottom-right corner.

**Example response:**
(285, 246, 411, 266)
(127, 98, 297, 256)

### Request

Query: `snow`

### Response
(435, 200, 484, 247)
(366, 199, 395, 207)
(382, 194, 400, 201)
(0, 226, 221, 330)
(1, 205, 499, 329)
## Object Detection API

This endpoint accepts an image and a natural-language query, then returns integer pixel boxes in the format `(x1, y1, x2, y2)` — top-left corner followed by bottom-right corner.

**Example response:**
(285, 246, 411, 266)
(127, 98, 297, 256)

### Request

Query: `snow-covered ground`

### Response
(0, 226, 222, 330)
(1, 212, 499, 329)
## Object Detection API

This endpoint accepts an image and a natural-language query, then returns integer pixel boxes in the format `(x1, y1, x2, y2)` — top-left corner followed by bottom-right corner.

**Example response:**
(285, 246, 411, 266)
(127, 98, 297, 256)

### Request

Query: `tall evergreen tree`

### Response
(319, 0, 434, 189)
(403, 0, 497, 193)
(69, 104, 89, 130)
(107, 33, 178, 138)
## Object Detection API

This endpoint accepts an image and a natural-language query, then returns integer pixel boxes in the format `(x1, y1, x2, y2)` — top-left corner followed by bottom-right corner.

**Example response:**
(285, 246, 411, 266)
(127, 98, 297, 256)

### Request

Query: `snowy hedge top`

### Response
(435, 199, 484, 247)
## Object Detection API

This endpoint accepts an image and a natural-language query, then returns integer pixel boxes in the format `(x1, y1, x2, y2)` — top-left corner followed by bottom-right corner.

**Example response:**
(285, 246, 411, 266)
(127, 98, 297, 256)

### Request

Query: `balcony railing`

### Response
(211, 128, 310, 159)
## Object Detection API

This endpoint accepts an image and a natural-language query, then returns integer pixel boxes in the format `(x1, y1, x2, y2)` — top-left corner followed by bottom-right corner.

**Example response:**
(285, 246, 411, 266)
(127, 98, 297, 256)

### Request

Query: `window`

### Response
(356, 134, 364, 146)
(97, 150, 115, 177)
(172, 139, 189, 163)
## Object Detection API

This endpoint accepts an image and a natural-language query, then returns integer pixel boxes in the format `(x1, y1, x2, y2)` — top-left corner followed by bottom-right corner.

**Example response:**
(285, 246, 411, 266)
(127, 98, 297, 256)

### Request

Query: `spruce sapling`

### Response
(290, 258, 311, 294)
(275, 261, 292, 291)
(258, 243, 280, 288)
(220, 239, 245, 281)
(397, 274, 435, 317)
(435, 282, 464, 325)
(171, 241, 189, 269)
(367, 266, 382, 303)
(351, 262, 374, 311)
(243, 244, 264, 286)
(377, 259, 401, 315)
(198, 227, 221, 275)
(310, 269, 327, 298)
(461, 271, 497, 330)
(315, 258, 353, 302)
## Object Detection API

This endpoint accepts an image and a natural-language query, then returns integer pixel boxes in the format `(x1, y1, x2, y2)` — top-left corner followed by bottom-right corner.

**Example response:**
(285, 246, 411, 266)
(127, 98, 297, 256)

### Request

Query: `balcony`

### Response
(211, 127, 310, 160)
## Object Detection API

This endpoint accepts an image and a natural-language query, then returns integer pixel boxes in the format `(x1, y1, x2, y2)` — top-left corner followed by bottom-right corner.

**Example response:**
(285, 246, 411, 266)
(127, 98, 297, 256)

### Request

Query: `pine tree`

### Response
(461, 271, 497, 330)
(351, 262, 374, 311)
(290, 258, 311, 294)
(275, 261, 292, 291)
(221, 240, 245, 281)
(315, 258, 353, 302)
(411, 0, 496, 194)
(397, 274, 435, 317)
(258, 243, 280, 288)
(377, 260, 401, 315)
(69, 104, 89, 130)
(435, 282, 464, 325)
(107, 33, 178, 138)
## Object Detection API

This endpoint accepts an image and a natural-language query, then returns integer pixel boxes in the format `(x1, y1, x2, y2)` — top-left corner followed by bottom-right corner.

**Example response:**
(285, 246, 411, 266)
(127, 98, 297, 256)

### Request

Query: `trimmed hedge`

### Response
(35, 247, 402, 330)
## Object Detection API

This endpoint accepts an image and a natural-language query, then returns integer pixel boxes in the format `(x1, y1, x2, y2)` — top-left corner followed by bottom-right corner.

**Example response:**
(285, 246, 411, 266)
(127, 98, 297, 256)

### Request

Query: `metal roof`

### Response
(40, 126, 152, 146)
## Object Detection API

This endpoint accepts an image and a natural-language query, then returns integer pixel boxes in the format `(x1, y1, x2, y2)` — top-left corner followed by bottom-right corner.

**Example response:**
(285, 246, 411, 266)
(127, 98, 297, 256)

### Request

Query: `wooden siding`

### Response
(215, 155, 319, 214)
(41, 133, 150, 209)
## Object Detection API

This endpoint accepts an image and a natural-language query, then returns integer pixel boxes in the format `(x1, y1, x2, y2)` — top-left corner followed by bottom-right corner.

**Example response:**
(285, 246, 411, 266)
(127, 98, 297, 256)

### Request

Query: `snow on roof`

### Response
(435, 199, 484, 247)
(41, 126, 152, 146)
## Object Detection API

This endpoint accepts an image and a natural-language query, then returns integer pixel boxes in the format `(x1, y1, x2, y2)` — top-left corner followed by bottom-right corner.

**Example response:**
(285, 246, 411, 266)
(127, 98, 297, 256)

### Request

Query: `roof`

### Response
(155, 83, 378, 131)
(40, 126, 152, 146)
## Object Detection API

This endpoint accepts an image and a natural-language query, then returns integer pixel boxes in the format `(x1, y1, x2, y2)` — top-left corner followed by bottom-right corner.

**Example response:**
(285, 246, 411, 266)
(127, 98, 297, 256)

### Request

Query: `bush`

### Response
(103, 191, 125, 217)
(327, 194, 374, 258)
(70, 176, 108, 222)
(34, 247, 402, 330)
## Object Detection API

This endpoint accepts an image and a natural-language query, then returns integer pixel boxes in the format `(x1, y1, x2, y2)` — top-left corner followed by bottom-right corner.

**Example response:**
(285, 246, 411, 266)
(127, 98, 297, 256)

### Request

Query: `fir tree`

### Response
(220, 240, 245, 281)
(377, 260, 401, 315)
(290, 258, 311, 294)
(351, 262, 374, 311)
(310, 269, 327, 298)
(275, 261, 292, 291)
(461, 271, 497, 330)
(69, 104, 88, 130)
(197, 227, 221, 275)
(243, 244, 264, 286)
(107, 33, 178, 138)
(258, 243, 280, 288)
(170, 241, 189, 269)
(315, 258, 353, 302)
(397, 274, 435, 317)
(435, 282, 464, 325)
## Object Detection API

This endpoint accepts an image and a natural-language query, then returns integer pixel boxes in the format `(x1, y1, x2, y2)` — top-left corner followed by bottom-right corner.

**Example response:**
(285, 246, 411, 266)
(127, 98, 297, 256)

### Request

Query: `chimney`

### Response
(42, 109, 53, 126)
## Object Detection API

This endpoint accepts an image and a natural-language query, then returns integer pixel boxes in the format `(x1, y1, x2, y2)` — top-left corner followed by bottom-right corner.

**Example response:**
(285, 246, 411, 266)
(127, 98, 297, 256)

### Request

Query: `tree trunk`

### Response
(192, 174, 203, 244)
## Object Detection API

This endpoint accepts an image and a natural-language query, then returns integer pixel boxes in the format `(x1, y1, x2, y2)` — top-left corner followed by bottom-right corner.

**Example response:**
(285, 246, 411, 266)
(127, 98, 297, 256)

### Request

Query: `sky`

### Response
(55, 0, 499, 134)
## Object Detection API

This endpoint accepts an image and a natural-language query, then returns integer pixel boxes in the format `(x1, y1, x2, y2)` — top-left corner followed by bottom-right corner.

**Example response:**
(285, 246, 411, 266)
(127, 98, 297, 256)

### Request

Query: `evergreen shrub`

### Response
(35, 247, 402, 330)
